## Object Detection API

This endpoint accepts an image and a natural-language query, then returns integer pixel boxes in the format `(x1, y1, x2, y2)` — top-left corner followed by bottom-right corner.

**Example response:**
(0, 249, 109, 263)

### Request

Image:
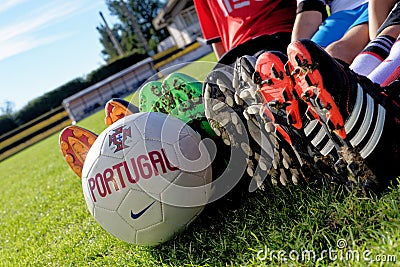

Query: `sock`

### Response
(350, 35, 396, 76)
(368, 36, 400, 85)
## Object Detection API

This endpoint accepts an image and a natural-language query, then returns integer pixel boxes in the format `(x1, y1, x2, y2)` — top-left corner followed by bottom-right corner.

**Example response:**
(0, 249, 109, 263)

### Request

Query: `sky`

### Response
(0, 0, 118, 112)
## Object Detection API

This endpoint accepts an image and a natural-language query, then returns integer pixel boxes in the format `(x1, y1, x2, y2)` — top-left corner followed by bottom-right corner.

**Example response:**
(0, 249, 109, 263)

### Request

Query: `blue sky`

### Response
(0, 0, 117, 111)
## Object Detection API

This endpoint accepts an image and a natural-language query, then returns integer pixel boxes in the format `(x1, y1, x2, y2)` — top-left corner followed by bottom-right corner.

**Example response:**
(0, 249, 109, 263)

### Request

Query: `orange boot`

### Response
(59, 126, 97, 178)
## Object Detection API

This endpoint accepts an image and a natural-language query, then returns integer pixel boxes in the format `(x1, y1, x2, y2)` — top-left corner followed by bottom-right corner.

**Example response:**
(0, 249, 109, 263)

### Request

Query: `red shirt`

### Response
(193, 0, 297, 52)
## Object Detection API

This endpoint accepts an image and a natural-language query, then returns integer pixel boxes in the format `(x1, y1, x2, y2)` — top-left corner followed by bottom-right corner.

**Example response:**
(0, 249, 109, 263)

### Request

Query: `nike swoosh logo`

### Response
(130, 201, 155, 219)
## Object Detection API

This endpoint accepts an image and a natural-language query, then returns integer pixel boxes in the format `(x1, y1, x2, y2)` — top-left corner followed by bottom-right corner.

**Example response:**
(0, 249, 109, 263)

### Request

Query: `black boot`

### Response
(287, 39, 400, 193)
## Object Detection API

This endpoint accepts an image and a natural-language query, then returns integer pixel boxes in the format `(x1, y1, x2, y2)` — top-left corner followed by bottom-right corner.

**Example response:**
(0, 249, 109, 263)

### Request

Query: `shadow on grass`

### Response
(144, 177, 400, 266)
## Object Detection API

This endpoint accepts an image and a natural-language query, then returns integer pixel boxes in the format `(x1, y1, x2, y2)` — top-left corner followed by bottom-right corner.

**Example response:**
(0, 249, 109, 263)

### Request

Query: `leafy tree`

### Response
(97, 23, 125, 63)
(0, 101, 15, 115)
(98, 0, 169, 62)
(0, 115, 17, 136)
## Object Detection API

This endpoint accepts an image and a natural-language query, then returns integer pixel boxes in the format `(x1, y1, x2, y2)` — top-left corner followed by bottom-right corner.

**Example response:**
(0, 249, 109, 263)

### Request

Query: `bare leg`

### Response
(325, 24, 370, 64)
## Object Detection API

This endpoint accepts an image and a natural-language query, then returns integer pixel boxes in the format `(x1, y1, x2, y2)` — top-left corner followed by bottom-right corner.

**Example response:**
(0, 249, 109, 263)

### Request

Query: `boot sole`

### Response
(59, 126, 97, 178)
(255, 50, 343, 161)
(104, 98, 136, 126)
(255, 51, 304, 129)
(204, 63, 317, 190)
(287, 41, 346, 139)
(139, 73, 215, 137)
(287, 41, 380, 193)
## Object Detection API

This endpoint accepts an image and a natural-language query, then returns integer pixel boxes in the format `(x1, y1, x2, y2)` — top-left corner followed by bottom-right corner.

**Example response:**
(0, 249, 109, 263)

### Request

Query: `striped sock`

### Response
(350, 35, 396, 76)
(368, 36, 400, 85)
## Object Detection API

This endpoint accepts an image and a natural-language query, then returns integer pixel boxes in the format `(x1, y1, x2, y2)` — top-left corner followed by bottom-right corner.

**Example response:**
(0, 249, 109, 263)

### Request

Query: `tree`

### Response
(0, 101, 15, 115)
(98, 0, 169, 62)
(97, 23, 125, 63)
(0, 115, 17, 136)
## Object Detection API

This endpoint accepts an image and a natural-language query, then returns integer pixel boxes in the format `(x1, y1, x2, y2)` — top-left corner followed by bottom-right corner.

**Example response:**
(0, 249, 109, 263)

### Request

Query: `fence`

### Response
(62, 57, 156, 123)
(0, 106, 71, 161)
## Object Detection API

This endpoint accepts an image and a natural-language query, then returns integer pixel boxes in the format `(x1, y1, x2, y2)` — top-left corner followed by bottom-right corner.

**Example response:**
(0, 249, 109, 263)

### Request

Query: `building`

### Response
(153, 0, 203, 49)
(62, 58, 155, 123)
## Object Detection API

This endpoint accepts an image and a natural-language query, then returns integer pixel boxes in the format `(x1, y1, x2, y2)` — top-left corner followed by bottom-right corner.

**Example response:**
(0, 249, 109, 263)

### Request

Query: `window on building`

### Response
(180, 6, 198, 28)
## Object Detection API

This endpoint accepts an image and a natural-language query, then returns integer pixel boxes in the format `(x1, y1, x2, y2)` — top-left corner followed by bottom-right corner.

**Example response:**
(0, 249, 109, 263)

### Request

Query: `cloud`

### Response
(0, 33, 72, 61)
(0, 0, 100, 61)
(0, 0, 28, 14)
(0, 2, 80, 42)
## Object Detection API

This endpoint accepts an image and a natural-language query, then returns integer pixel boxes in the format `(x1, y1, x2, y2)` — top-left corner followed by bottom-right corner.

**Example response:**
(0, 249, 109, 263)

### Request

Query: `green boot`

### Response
(139, 72, 215, 138)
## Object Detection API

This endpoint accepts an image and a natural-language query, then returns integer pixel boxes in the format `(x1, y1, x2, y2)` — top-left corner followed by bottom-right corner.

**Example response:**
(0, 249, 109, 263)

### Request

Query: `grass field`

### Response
(1, 53, 399, 266)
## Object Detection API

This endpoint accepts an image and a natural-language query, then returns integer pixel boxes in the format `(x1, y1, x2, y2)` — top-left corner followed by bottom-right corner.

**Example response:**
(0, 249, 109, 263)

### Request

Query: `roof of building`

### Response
(62, 57, 154, 103)
(153, 0, 192, 29)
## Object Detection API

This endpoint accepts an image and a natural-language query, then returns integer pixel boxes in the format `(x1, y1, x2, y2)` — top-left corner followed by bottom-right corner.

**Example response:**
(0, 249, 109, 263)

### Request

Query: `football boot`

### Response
(139, 72, 215, 138)
(60, 99, 138, 178)
(203, 58, 335, 190)
(59, 126, 97, 177)
(104, 98, 139, 126)
(252, 51, 346, 184)
(287, 39, 400, 192)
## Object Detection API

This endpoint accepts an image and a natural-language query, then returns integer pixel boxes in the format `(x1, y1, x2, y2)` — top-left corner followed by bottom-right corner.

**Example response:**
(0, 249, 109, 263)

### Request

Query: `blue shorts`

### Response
(311, 3, 369, 47)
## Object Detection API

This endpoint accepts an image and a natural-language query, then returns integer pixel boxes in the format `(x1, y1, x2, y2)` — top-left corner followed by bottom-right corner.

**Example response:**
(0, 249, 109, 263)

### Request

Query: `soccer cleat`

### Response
(104, 98, 139, 126)
(138, 73, 230, 180)
(233, 56, 311, 186)
(203, 57, 337, 190)
(253, 51, 305, 129)
(287, 39, 400, 191)
(252, 51, 348, 182)
(138, 81, 165, 113)
(59, 126, 97, 178)
(139, 72, 215, 138)
(249, 54, 346, 186)
(287, 40, 352, 139)
(60, 99, 135, 178)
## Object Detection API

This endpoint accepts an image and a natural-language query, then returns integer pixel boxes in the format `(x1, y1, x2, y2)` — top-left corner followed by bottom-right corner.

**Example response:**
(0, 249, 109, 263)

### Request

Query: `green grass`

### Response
(1, 53, 399, 266)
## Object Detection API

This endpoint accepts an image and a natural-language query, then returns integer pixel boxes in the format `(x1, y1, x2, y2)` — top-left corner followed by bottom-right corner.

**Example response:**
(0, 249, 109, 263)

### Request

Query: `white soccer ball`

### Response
(81, 112, 213, 246)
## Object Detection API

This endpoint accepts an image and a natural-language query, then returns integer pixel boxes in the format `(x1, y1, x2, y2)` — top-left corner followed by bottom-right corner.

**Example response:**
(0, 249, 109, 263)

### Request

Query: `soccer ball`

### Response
(81, 112, 213, 246)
